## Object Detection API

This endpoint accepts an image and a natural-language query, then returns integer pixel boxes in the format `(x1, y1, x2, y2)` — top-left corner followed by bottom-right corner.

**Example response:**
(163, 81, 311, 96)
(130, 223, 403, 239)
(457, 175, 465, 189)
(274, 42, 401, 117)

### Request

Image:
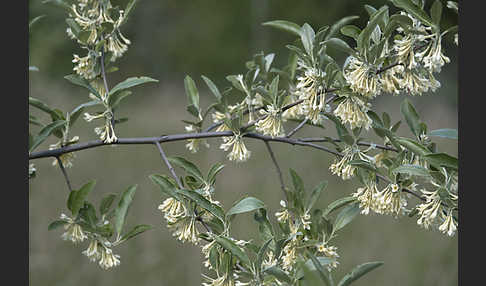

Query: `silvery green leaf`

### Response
(337, 261, 384, 286)
(262, 20, 302, 37)
(333, 202, 360, 231)
(168, 157, 205, 183)
(301, 23, 316, 56)
(29, 120, 66, 152)
(120, 224, 152, 242)
(226, 197, 266, 217)
(71, 180, 96, 217)
(114, 185, 138, 236)
(325, 15, 360, 41)
(109, 76, 158, 97)
(201, 75, 222, 102)
(428, 128, 457, 139)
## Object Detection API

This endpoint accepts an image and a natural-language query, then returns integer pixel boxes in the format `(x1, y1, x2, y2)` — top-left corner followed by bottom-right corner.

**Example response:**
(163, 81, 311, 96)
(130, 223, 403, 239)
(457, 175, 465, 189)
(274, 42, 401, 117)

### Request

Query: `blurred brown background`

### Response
(29, 0, 458, 285)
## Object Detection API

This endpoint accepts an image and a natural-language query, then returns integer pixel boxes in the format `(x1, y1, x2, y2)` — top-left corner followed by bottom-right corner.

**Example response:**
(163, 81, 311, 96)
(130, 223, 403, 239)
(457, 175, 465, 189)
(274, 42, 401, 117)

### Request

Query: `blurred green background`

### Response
(29, 0, 458, 285)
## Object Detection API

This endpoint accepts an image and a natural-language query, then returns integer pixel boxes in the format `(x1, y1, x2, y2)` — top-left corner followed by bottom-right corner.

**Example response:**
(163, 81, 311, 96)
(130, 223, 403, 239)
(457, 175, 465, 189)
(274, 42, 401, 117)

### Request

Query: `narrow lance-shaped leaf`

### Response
(207, 162, 225, 185)
(428, 128, 457, 139)
(262, 20, 302, 37)
(184, 75, 200, 110)
(307, 250, 333, 286)
(114, 184, 138, 236)
(149, 174, 182, 200)
(29, 120, 66, 152)
(120, 0, 139, 26)
(392, 164, 431, 177)
(400, 99, 422, 138)
(322, 196, 357, 217)
(333, 202, 360, 231)
(175, 189, 225, 222)
(325, 15, 360, 41)
(168, 157, 205, 183)
(109, 76, 158, 96)
(305, 180, 328, 212)
(300, 23, 315, 57)
(64, 74, 102, 100)
(71, 180, 96, 217)
(423, 153, 458, 170)
(99, 193, 117, 215)
(430, 0, 443, 26)
(256, 238, 273, 277)
(226, 197, 266, 217)
(337, 261, 384, 286)
(213, 235, 251, 267)
(120, 224, 152, 242)
(201, 75, 222, 102)
(323, 38, 357, 56)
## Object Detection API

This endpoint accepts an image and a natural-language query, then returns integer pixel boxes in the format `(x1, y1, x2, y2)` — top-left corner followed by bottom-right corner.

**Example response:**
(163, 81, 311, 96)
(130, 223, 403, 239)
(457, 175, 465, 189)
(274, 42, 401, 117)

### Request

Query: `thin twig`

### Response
(286, 118, 308, 138)
(154, 141, 183, 188)
(56, 157, 73, 192)
(264, 141, 288, 201)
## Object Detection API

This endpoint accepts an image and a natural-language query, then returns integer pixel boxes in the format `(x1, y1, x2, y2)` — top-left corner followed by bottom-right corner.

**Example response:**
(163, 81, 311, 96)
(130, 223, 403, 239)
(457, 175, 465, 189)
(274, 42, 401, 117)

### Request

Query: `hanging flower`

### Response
(343, 56, 381, 98)
(220, 133, 251, 162)
(333, 96, 372, 130)
(255, 105, 284, 137)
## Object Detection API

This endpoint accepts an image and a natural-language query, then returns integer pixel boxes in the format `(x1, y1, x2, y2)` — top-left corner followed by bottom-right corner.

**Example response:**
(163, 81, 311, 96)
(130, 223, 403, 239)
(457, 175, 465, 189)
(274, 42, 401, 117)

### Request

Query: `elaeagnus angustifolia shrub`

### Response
(29, 0, 458, 284)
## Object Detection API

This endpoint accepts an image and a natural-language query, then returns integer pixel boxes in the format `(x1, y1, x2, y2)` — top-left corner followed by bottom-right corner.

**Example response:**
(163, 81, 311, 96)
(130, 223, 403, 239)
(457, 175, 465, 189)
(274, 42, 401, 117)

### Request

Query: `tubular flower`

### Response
(59, 213, 88, 244)
(98, 247, 121, 270)
(83, 239, 102, 262)
(415, 35, 450, 73)
(275, 200, 290, 223)
(333, 96, 372, 130)
(394, 34, 418, 70)
(255, 105, 284, 137)
(262, 251, 277, 268)
(352, 180, 380, 215)
(295, 60, 326, 123)
(343, 56, 381, 98)
(72, 53, 97, 80)
(106, 30, 131, 61)
(184, 125, 210, 153)
(300, 212, 311, 230)
(329, 147, 358, 180)
(219, 133, 251, 162)
(416, 189, 442, 229)
(167, 216, 200, 245)
(49, 137, 79, 168)
(399, 69, 438, 96)
(380, 65, 403, 95)
(374, 183, 407, 217)
(317, 243, 340, 271)
(159, 197, 187, 223)
(281, 241, 298, 271)
(439, 210, 457, 237)
(94, 117, 117, 143)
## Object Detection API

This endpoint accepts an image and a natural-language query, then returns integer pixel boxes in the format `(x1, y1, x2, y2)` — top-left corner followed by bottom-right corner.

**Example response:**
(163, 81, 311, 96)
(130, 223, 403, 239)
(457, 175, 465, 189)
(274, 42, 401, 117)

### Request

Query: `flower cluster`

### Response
(333, 95, 373, 130)
(295, 60, 326, 124)
(68, 0, 131, 80)
(220, 132, 251, 162)
(58, 213, 121, 270)
(255, 105, 285, 137)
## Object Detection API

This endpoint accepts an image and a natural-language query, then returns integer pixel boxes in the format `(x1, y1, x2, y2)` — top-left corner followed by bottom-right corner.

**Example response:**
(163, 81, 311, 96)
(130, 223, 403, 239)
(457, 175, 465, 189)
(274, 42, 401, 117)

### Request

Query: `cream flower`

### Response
(60, 213, 88, 243)
(72, 53, 97, 80)
(98, 247, 121, 270)
(333, 96, 372, 130)
(83, 239, 102, 262)
(159, 197, 187, 223)
(255, 105, 284, 137)
(329, 146, 358, 180)
(343, 56, 381, 98)
(438, 210, 457, 237)
(167, 216, 200, 245)
(352, 180, 380, 215)
(374, 183, 407, 217)
(416, 189, 442, 229)
(220, 133, 251, 162)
